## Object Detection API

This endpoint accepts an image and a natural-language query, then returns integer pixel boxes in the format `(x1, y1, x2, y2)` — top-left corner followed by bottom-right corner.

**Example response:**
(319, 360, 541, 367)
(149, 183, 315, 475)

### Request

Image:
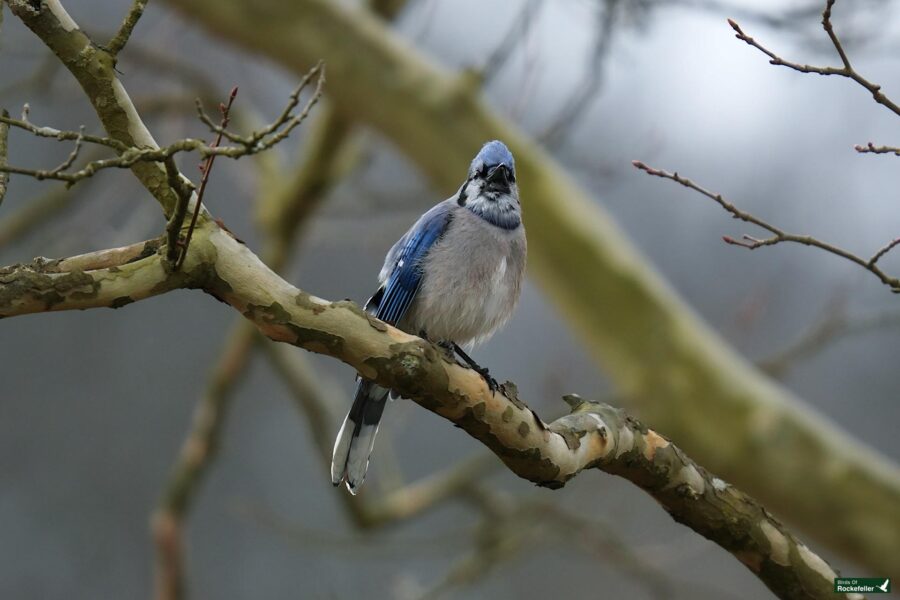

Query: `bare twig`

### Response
(728, 0, 900, 119)
(163, 156, 195, 266)
(0, 136, 264, 185)
(49, 126, 85, 174)
(0, 109, 126, 150)
(174, 86, 237, 270)
(636, 1, 900, 295)
(0, 70, 324, 190)
(194, 62, 324, 150)
(633, 160, 900, 292)
(106, 0, 150, 56)
(854, 142, 900, 156)
(870, 237, 900, 267)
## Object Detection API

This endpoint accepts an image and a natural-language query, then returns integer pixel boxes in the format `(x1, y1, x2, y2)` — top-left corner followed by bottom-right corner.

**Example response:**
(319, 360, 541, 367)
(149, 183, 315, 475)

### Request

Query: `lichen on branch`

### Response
(0, 224, 854, 599)
(159, 0, 900, 577)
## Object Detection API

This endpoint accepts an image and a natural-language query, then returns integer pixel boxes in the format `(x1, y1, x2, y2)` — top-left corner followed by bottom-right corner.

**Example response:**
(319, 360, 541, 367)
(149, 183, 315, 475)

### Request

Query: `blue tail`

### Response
(330, 379, 389, 494)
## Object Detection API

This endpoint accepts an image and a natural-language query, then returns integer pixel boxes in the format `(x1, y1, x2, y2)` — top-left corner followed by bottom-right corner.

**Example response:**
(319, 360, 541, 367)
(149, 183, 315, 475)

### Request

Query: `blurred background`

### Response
(1, 0, 899, 598)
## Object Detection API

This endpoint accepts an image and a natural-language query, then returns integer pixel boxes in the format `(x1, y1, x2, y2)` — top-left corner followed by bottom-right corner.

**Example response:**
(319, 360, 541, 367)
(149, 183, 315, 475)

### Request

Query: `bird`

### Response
(331, 140, 527, 495)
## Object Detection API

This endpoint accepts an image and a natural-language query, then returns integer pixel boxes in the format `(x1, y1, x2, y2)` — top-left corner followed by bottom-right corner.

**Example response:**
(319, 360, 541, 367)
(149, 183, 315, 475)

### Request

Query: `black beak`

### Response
(487, 164, 511, 186)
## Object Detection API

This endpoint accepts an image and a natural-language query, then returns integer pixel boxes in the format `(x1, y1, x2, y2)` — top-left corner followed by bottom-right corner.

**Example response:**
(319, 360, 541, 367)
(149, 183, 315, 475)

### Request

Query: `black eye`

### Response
(508, 171, 516, 183)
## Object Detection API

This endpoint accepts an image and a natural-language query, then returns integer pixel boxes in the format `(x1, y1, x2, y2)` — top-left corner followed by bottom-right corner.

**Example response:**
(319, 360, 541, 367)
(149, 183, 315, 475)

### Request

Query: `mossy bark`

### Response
(159, 0, 900, 576)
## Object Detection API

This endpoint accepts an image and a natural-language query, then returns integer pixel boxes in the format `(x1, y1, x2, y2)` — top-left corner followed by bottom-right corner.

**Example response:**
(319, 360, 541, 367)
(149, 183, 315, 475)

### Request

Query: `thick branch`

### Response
(0, 226, 856, 599)
(8, 0, 183, 215)
(163, 0, 900, 574)
(0, 238, 194, 316)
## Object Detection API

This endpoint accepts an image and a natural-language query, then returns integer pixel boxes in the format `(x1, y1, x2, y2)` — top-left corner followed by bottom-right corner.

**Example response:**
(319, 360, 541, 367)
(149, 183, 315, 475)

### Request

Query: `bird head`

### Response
(468, 140, 516, 195)
(458, 141, 521, 229)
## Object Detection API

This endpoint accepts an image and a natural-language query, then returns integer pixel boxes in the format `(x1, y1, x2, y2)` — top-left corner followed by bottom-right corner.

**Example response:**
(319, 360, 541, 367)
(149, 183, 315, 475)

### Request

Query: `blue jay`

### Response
(331, 140, 527, 494)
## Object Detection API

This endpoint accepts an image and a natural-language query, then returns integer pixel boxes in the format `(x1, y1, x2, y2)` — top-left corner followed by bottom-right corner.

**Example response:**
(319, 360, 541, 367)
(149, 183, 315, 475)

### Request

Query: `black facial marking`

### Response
(456, 181, 469, 206)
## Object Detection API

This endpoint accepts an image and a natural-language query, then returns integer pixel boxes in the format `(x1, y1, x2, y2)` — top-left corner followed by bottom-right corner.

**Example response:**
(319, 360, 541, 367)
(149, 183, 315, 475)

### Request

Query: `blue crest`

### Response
(471, 140, 515, 173)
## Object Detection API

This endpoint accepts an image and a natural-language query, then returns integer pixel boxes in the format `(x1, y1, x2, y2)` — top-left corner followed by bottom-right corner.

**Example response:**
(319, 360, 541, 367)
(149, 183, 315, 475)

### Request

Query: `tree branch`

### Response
(0, 225, 856, 599)
(129, 0, 900, 575)
(0, 237, 190, 316)
(0, 108, 128, 151)
(0, 75, 323, 189)
(728, 1, 900, 119)
(162, 156, 194, 266)
(8, 0, 184, 215)
(174, 86, 236, 270)
(261, 338, 498, 529)
(151, 93, 354, 600)
(633, 161, 900, 292)
(5, 0, 898, 591)
(855, 142, 900, 156)
(106, 0, 149, 57)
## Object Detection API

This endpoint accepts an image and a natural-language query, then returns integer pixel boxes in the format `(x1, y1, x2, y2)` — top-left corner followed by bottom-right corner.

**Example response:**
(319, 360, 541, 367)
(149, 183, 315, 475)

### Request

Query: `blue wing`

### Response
(366, 202, 453, 326)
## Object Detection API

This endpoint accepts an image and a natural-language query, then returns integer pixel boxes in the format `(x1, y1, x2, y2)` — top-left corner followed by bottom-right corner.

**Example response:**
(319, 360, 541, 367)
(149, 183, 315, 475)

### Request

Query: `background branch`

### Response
(2, 1, 897, 597)
(0, 109, 8, 207)
(161, 0, 900, 574)
(758, 305, 900, 379)
(0, 224, 853, 599)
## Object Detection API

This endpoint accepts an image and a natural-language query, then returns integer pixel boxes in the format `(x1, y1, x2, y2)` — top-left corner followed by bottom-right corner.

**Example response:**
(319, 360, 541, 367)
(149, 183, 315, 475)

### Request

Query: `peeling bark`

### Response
(0, 225, 856, 599)
(0, 238, 192, 317)
(160, 0, 900, 575)
(1, 0, 893, 596)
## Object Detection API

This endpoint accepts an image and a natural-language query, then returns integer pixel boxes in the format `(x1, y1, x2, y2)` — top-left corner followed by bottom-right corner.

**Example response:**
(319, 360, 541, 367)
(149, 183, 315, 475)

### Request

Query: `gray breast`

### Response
(400, 207, 526, 346)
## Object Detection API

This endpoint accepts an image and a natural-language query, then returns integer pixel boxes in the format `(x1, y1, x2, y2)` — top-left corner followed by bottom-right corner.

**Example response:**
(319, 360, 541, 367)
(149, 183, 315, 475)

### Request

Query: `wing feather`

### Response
(368, 202, 453, 326)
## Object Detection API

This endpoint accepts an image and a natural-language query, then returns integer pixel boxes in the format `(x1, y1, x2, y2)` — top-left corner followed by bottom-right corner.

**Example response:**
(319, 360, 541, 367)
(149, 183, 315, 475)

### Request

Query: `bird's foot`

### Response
(436, 339, 456, 361)
(474, 365, 499, 394)
(451, 342, 499, 394)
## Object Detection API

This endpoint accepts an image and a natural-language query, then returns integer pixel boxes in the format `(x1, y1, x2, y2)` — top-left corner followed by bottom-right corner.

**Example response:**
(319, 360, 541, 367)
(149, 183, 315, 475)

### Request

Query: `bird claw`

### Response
(475, 365, 499, 394)
(447, 342, 498, 394)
